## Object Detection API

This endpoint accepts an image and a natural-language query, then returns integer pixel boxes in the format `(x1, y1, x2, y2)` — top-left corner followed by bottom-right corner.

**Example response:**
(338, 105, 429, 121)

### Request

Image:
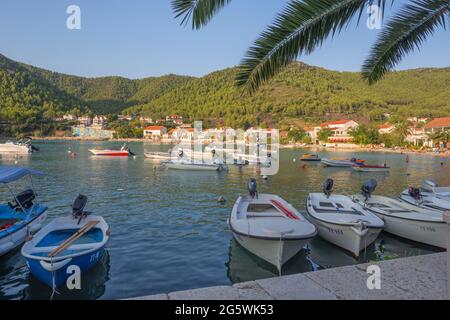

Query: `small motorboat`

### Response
(144, 151, 172, 160)
(400, 187, 450, 211)
(353, 179, 446, 248)
(352, 164, 390, 172)
(419, 180, 450, 201)
(22, 195, 110, 290)
(0, 137, 39, 154)
(229, 179, 317, 273)
(89, 144, 134, 157)
(300, 154, 321, 162)
(321, 158, 365, 167)
(306, 179, 384, 257)
(162, 159, 226, 171)
(0, 166, 47, 256)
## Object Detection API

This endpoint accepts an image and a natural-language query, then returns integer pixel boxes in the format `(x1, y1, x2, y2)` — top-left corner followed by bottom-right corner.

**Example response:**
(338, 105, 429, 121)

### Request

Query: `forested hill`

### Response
(1, 53, 450, 130)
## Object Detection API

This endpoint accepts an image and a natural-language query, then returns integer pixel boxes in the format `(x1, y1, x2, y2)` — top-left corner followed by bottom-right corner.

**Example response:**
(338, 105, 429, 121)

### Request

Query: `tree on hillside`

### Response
(317, 127, 332, 142)
(350, 124, 380, 144)
(287, 128, 306, 142)
(173, 0, 449, 92)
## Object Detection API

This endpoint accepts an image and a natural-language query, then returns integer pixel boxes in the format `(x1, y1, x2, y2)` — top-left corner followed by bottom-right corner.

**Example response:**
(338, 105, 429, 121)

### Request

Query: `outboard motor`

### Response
(362, 179, 377, 201)
(178, 150, 184, 159)
(72, 194, 88, 224)
(350, 157, 357, 162)
(9, 189, 36, 211)
(323, 178, 334, 198)
(408, 187, 422, 201)
(248, 178, 258, 199)
(422, 180, 438, 192)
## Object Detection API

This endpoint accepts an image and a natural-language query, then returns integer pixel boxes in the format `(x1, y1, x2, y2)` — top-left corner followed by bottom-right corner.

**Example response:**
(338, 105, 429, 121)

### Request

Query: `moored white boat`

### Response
(419, 180, 450, 201)
(352, 164, 390, 172)
(0, 167, 47, 256)
(306, 179, 384, 257)
(89, 144, 134, 157)
(321, 158, 365, 167)
(0, 138, 38, 154)
(353, 188, 445, 248)
(229, 180, 316, 273)
(144, 151, 172, 160)
(22, 195, 110, 289)
(400, 187, 450, 211)
(162, 159, 226, 171)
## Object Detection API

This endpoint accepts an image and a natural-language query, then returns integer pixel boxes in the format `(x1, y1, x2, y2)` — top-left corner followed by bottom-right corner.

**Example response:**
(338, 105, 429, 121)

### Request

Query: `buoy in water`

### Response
(262, 175, 269, 180)
(293, 158, 296, 162)
(217, 196, 226, 204)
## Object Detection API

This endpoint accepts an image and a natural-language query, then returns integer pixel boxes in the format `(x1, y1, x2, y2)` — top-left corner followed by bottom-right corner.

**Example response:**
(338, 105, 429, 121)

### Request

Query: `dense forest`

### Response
(1, 53, 449, 136)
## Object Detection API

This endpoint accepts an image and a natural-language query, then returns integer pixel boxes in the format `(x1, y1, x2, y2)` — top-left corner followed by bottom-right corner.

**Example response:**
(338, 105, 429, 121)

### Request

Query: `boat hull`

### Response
(373, 213, 446, 248)
(0, 144, 31, 154)
(307, 214, 381, 257)
(165, 163, 222, 171)
(232, 232, 309, 272)
(25, 247, 105, 288)
(89, 149, 129, 157)
(321, 159, 362, 167)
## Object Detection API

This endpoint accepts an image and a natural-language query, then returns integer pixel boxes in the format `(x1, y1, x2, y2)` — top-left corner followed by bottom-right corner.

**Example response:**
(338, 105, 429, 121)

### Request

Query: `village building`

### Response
(139, 116, 153, 124)
(78, 116, 92, 127)
(405, 127, 429, 146)
(92, 115, 108, 129)
(118, 115, 133, 121)
(166, 114, 183, 125)
(310, 120, 358, 144)
(143, 126, 167, 140)
(378, 123, 396, 134)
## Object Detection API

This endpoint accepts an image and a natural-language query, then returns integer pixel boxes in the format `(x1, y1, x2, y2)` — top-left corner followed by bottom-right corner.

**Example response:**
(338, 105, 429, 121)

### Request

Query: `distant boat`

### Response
(300, 154, 321, 162)
(162, 159, 226, 171)
(352, 164, 390, 172)
(321, 158, 365, 167)
(400, 187, 450, 211)
(144, 151, 172, 160)
(229, 179, 317, 273)
(22, 195, 110, 289)
(0, 138, 39, 154)
(89, 144, 134, 157)
(0, 166, 47, 256)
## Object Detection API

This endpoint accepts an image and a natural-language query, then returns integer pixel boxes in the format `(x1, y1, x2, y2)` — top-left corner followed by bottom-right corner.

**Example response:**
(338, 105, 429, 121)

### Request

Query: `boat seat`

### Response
(263, 224, 294, 235)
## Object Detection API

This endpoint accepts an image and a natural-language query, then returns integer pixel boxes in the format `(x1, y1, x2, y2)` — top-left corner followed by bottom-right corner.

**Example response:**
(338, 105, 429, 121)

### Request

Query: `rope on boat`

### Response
(50, 258, 60, 300)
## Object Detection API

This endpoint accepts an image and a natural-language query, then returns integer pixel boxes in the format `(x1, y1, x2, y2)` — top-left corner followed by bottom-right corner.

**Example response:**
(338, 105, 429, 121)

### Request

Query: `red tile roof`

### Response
(320, 120, 353, 127)
(424, 117, 450, 129)
(144, 126, 166, 131)
(378, 123, 394, 129)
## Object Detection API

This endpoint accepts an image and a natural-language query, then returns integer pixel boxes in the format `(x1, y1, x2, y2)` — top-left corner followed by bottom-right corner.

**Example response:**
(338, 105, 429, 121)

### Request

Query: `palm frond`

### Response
(172, 0, 232, 29)
(362, 0, 449, 84)
(236, 0, 387, 93)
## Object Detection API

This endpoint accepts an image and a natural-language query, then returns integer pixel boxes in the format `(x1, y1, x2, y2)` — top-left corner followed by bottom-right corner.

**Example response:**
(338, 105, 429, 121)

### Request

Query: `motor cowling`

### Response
(362, 179, 377, 200)
(408, 187, 421, 201)
(248, 178, 258, 198)
(422, 180, 438, 192)
(323, 178, 334, 198)
(73, 194, 88, 218)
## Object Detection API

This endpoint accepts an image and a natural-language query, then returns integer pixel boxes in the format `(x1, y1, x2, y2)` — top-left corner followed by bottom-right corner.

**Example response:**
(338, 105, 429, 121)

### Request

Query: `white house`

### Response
(143, 126, 167, 140)
(315, 120, 359, 143)
(92, 115, 107, 128)
(378, 123, 396, 134)
(78, 116, 92, 127)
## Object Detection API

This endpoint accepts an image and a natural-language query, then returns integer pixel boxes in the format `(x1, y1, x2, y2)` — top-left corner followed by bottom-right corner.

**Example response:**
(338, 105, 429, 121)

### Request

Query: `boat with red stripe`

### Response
(229, 179, 316, 274)
(89, 144, 135, 157)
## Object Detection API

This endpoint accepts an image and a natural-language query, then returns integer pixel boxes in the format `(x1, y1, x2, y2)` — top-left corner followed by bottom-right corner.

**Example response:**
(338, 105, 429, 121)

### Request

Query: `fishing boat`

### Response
(89, 144, 134, 157)
(0, 138, 39, 154)
(306, 179, 384, 257)
(162, 159, 226, 171)
(229, 179, 317, 273)
(353, 180, 446, 248)
(300, 154, 321, 162)
(352, 164, 390, 172)
(22, 195, 110, 289)
(0, 167, 47, 256)
(321, 158, 365, 167)
(419, 180, 450, 201)
(400, 187, 450, 211)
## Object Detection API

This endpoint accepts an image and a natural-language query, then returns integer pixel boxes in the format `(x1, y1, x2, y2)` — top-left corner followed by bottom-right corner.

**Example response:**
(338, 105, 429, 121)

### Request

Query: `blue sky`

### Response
(0, 0, 448, 79)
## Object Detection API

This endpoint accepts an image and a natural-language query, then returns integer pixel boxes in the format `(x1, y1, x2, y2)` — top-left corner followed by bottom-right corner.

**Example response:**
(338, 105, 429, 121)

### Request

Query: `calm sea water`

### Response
(0, 141, 448, 300)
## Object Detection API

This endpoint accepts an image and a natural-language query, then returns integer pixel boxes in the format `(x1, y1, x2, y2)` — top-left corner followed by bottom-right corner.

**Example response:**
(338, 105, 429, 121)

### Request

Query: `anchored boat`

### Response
(22, 195, 110, 289)
(162, 159, 226, 171)
(352, 164, 390, 172)
(419, 180, 450, 201)
(400, 186, 450, 211)
(306, 179, 384, 257)
(300, 154, 321, 162)
(0, 166, 47, 256)
(0, 138, 39, 154)
(321, 158, 365, 167)
(229, 179, 317, 273)
(353, 179, 446, 248)
(89, 144, 134, 157)
(144, 151, 172, 160)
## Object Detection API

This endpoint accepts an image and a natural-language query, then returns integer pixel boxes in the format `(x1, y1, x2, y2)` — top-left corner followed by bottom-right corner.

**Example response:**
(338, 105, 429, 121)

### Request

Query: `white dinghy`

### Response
(321, 158, 365, 168)
(400, 186, 450, 211)
(306, 179, 384, 257)
(229, 179, 317, 273)
(419, 180, 450, 201)
(353, 179, 446, 248)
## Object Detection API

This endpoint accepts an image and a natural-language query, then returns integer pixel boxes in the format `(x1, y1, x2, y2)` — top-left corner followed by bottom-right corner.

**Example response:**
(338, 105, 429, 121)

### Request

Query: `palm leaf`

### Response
(236, 0, 387, 93)
(362, 0, 449, 84)
(172, 0, 232, 29)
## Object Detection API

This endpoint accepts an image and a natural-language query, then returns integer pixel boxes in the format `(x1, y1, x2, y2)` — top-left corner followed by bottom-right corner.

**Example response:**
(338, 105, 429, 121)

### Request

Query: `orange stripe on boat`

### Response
(271, 200, 300, 220)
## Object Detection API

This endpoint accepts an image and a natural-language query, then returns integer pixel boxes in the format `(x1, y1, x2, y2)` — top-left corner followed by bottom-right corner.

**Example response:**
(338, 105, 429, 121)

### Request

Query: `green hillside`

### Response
(1, 53, 449, 136)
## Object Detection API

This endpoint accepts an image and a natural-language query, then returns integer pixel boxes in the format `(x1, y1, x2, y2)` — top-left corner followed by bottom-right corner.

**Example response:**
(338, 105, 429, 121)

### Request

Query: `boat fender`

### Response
(40, 258, 72, 272)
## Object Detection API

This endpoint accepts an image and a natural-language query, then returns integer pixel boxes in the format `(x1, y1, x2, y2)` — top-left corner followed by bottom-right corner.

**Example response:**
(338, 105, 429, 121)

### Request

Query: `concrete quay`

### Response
(128, 252, 447, 300)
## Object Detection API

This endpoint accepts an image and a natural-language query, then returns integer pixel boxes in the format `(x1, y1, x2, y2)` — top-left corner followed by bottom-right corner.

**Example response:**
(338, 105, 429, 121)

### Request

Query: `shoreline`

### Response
(29, 136, 450, 159)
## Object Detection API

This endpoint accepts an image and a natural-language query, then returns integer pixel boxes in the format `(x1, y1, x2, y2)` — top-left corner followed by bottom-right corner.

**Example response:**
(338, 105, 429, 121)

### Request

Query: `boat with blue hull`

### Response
(22, 195, 110, 289)
(0, 166, 47, 256)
